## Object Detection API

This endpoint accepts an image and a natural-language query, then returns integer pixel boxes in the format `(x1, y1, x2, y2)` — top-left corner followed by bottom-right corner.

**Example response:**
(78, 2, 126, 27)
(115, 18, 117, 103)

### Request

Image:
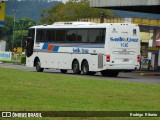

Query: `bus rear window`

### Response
(88, 29, 105, 43)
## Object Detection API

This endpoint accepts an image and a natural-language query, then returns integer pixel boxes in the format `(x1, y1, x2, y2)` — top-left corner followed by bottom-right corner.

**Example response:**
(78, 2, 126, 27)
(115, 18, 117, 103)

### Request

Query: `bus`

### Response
(25, 22, 140, 77)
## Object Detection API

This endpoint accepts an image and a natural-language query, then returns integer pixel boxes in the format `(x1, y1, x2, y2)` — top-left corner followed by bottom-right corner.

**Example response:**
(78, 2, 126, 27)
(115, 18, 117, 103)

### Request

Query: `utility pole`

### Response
(100, 12, 104, 23)
(11, 9, 19, 50)
(19, 19, 24, 48)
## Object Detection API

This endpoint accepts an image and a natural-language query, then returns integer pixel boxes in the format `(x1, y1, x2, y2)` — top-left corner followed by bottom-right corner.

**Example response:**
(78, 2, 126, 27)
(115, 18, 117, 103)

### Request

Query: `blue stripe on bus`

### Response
(53, 46, 59, 52)
(42, 43, 48, 49)
(42, 43, 104, 51)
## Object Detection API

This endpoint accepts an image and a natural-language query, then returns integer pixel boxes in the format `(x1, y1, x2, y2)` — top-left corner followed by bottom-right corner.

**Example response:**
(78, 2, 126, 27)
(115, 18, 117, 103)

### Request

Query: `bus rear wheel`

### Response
(81, 60, 89, 75)
(60, 69, 67, 73)
(101, 70, 119, 77)
(72, 60, 81, 74)
(35, 59, 44, 72)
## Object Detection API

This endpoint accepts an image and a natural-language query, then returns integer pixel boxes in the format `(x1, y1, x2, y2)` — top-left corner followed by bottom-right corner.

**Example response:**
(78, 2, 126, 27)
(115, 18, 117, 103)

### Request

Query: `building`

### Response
(89, 0, 160, 70)
(90, 0, 160, 14)
(0, 1, 5, 27)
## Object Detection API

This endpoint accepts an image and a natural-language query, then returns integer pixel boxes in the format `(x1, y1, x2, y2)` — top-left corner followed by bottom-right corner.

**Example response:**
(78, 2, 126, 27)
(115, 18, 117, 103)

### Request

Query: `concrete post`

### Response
(152, 29, 157, 47)
(158, 50, 160, 66)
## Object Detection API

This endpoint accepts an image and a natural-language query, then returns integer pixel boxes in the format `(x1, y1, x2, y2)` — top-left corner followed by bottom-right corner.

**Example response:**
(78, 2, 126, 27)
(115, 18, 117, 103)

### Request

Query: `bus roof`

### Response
(30, 22, 138, 29)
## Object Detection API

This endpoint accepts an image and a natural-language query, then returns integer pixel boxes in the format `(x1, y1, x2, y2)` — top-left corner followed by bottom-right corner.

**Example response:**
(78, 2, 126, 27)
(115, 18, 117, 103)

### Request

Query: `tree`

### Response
(40, 1, 116, 24)
(0, 16, 36, 51)
(13, 18, 36, 48)
(0, 16, 14, 51)
(16, 18, 36, 30)
(0, 16, 14, 39)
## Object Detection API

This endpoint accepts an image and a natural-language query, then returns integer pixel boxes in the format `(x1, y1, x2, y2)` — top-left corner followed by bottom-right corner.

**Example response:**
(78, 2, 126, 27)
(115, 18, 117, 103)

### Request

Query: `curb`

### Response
(140, 73, 160, 76)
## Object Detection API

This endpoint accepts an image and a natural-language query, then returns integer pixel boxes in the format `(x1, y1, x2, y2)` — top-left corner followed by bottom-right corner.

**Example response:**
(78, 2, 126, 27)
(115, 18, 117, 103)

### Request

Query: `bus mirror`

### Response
(27, 37, 32, 41)
(22, 37, 32, 48)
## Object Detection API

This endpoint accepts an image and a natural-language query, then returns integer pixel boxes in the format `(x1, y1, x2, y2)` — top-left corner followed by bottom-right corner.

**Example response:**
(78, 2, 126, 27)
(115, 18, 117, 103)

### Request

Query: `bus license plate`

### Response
(123, 58, 129, 62)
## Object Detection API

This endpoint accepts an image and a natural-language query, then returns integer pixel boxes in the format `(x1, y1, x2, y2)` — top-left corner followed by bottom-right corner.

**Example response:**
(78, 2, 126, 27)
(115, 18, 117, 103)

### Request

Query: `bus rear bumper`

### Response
(100, 64, 140, 72)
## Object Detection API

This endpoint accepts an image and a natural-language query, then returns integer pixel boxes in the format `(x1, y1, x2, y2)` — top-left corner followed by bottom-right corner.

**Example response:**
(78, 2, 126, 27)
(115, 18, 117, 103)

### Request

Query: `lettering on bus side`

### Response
(110, 37, 138, 42)
(73, 48, 89, 54)
(110, 37, 138, 48)
(73, 48, 80, 53)
(81, 48, 89, 54)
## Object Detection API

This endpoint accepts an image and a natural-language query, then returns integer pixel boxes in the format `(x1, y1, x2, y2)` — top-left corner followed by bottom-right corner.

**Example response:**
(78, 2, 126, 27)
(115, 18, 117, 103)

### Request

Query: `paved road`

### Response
(0, 63, 160, 84)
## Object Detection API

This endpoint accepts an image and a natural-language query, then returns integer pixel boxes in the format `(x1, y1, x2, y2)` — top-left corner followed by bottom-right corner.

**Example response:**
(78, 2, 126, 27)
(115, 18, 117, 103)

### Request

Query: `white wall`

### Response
(158, 50, 160, 66)
(151, 54, 155, 68)
(0, 40, 6, 51)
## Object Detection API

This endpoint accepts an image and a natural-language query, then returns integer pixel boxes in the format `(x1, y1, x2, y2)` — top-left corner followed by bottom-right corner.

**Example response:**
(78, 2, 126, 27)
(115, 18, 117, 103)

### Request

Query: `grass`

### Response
(0, 67, 159, 111)
(0, 60, 21, 65)
(0, 68, 159, 119)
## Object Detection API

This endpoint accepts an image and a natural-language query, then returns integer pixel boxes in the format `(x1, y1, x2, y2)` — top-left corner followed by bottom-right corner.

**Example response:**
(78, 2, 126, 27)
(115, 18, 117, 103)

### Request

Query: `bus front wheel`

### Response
(35, 59, 44, 72)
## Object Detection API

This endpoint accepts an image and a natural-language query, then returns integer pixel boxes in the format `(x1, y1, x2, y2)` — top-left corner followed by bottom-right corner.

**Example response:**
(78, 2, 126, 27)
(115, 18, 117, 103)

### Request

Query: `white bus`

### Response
(25, 22, 140, 77)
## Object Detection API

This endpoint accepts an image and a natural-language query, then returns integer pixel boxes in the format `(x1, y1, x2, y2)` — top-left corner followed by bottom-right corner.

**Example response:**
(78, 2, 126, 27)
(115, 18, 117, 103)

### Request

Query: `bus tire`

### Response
(60, 69, 67, 73)
(81, 60, 89, 75)
(72, 60, 81, 74)
(101, 70, 119, 77)
(35, 59, 44, 72)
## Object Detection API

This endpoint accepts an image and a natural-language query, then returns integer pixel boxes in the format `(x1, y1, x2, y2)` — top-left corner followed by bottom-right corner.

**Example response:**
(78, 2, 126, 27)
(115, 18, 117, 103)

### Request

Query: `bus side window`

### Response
(95, 35, 100, 42)
(56, 30, 66, 42)
(77, 29, 88, 43)
(36, 29, 46, 42)
(66, 29, 77, 42)
(46, 29, 55, 42)
(36, 29, 42, 42)
(99, 29, 106, 43)
(77, 35, 82, 42)
(88, 29, 100, 43)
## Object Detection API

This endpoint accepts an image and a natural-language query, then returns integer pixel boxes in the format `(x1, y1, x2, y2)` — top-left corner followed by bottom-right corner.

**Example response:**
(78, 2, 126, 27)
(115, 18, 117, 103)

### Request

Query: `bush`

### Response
(21, 56, 26, 64)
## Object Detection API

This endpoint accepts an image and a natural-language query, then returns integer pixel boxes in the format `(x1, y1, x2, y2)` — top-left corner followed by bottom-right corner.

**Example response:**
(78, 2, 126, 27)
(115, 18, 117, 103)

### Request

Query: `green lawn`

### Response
(0, 67, 159, 111)
(0, 68, 160, 120)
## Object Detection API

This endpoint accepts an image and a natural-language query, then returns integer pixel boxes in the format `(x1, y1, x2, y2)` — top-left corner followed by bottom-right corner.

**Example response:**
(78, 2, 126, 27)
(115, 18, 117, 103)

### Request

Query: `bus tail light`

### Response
(137, 55, 140, 62)
(106, 54, 110, 62)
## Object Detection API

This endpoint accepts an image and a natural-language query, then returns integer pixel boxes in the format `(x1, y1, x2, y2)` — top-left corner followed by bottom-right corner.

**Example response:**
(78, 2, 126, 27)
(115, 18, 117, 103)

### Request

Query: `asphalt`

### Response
(0, 63, 160, 85)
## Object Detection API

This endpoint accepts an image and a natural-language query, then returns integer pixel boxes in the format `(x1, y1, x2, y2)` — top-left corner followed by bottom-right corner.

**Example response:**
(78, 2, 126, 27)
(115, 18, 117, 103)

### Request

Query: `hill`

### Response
(5, 0, 160, 24)
(5, 0, 60, 23)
